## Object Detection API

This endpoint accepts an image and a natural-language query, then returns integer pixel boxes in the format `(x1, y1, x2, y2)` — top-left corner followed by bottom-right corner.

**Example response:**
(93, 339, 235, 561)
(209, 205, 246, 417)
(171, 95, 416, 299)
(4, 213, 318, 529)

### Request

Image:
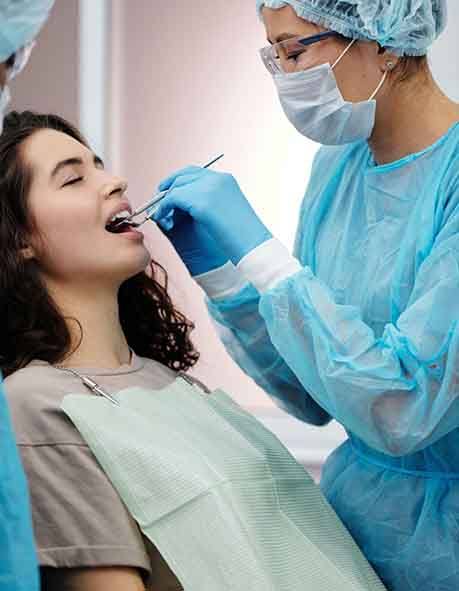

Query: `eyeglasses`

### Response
(260, 31, 340, 75)
(6, 41, 35, 83)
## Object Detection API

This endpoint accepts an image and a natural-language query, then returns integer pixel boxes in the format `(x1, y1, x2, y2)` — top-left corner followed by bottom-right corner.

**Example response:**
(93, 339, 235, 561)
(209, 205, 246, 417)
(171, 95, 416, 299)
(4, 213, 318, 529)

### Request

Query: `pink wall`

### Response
(9, 0, 275, 407)
(10, 0, 79, 125)
(110, 0, 287, 406)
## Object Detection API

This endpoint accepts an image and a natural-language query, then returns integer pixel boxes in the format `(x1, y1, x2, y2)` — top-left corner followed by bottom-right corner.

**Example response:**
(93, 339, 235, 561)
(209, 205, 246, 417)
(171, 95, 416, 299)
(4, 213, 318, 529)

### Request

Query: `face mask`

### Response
(273, 40, 388, 145)
(0, 85, 11, 135)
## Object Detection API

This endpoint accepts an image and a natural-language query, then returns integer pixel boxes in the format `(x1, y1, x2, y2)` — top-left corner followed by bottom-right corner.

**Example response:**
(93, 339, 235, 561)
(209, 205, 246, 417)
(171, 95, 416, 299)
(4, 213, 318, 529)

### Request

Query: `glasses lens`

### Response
(260, 37, 311, 74)
(7, 42, 35, 82)
(260, 33, 335, 75)
(277, 37, 317, 73)
(260, 46, 281, 75)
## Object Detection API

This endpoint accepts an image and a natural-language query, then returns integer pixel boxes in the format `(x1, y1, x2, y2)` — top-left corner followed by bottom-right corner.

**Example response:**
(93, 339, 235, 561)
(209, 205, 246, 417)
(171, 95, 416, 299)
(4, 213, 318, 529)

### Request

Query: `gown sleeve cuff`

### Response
(194, 261, 249, 301)
(237, 238, 302, 294)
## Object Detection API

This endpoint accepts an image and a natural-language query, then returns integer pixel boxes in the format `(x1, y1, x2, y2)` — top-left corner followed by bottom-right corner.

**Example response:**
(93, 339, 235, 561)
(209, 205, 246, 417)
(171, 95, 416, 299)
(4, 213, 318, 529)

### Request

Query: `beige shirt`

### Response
(4, 352, 183, 590)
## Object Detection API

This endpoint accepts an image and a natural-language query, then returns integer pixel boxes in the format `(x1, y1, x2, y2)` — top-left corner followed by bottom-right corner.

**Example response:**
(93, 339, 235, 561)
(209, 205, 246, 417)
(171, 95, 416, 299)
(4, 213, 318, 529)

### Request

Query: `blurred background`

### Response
(10, 0, 459, 479)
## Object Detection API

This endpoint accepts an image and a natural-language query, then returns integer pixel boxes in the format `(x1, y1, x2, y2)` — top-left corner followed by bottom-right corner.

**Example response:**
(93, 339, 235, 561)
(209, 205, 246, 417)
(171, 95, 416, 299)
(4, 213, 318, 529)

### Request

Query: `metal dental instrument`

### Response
(113, 153, 224, 230)
(56, 366, 121, 406)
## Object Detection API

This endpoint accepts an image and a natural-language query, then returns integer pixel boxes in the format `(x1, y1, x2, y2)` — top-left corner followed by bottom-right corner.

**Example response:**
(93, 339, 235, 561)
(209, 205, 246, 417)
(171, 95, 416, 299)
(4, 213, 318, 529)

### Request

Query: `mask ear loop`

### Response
(368, 69, 388, 100)
(331, 37, 390, 101)
(331, 39, 356, 70)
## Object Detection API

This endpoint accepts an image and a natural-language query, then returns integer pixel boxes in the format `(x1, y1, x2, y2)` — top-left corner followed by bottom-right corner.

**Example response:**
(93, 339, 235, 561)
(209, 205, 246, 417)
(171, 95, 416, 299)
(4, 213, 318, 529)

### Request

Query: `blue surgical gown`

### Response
(0, 382, 38, 591)
(208, 122, 459, 591)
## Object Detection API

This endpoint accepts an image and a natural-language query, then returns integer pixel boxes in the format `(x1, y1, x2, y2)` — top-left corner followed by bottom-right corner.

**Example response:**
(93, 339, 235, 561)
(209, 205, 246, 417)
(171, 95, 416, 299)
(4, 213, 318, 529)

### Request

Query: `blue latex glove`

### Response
(156, 209, 230, 277)
(152, 166, 272, 265)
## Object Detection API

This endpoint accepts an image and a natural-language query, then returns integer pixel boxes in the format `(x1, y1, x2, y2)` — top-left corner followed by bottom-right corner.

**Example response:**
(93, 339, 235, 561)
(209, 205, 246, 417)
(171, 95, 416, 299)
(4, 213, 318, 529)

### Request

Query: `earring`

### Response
(21, 246, 35, 260)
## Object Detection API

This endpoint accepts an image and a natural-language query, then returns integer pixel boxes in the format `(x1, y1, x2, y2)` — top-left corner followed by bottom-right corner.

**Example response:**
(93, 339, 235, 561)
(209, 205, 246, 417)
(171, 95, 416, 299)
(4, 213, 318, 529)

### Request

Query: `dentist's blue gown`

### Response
(0, 381, 38, 591)
(208, 122, 459, 590)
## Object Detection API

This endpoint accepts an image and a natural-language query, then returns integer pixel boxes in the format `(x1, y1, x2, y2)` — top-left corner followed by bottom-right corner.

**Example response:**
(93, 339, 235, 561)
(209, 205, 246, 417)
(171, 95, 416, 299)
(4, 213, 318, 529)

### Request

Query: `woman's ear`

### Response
(20, 245, 36, 260)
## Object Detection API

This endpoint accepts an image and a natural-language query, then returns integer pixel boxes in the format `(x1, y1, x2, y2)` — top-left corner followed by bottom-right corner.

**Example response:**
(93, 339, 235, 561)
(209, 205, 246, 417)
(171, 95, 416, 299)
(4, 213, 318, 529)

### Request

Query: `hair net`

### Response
(0, 0, 55, 62)
(256, 0, 447, 56)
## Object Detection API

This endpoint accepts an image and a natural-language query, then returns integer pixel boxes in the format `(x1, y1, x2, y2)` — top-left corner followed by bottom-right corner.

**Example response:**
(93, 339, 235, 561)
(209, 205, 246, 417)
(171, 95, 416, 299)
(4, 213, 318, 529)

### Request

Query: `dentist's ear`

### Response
(376, 45, 399, 73)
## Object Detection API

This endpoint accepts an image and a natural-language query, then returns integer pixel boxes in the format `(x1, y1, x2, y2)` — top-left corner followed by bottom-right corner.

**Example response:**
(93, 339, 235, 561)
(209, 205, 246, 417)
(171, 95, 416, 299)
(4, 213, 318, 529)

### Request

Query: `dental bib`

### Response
(62, 376, 386, 591)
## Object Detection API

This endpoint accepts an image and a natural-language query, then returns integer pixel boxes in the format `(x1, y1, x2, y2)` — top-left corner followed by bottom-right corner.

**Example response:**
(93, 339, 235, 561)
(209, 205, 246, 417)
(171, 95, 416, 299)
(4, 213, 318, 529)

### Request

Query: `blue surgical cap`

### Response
(0, 0, 55, 62)
(257, 0, 447, 56)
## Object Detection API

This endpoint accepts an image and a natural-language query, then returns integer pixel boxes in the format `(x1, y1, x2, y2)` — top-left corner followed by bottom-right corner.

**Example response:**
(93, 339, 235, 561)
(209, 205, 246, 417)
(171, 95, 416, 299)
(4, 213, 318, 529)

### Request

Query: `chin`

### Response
(117, 248, 152, 281)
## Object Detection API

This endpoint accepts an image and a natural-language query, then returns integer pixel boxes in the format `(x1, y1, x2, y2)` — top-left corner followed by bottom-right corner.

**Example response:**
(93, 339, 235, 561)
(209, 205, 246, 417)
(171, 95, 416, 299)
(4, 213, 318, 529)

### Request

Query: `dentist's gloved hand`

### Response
(152, 166, 272, 265)
(157, 208, 230, 277)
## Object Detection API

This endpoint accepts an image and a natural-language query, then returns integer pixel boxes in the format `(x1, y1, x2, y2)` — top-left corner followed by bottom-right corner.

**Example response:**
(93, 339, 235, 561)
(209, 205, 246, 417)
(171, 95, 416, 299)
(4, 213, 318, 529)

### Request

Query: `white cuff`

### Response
(194, 261, 248, 300)
(237, 238, 302, 294)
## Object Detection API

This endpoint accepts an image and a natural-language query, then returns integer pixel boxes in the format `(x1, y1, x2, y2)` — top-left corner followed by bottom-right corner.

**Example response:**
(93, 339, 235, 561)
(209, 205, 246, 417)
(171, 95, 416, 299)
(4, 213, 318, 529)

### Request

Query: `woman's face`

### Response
(262, 5, 392, 103)
(22, 128, 151, 286)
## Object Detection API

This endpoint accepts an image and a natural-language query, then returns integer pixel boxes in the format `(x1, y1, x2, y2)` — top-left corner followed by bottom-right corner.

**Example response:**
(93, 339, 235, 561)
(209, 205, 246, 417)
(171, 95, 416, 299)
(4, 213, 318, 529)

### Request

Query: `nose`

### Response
(101, 176, 129, 201)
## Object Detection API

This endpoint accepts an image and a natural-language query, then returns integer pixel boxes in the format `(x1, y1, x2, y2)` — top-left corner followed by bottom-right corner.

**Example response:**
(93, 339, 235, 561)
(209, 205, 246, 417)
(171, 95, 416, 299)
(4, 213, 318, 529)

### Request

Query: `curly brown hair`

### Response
(0, 111, 199, 378)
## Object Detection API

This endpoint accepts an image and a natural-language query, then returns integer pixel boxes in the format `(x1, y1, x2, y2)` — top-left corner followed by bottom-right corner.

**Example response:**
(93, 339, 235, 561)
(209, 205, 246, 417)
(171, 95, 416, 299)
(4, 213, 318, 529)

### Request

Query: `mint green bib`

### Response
(62, 377, 386, 590)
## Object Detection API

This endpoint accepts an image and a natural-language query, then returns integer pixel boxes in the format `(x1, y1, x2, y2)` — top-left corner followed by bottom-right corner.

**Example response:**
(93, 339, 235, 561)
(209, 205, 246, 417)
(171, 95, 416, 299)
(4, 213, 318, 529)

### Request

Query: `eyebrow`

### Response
(268, 32, 299, 45)
(50, 154, 104, 180)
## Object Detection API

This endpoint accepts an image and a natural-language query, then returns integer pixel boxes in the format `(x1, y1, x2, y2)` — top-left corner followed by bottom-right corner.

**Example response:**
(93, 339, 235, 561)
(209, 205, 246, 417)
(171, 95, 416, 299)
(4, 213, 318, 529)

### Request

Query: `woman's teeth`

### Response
(108, 209, 131, 223)
(107, 209, 131, 225)
(105, 210, 136, 233)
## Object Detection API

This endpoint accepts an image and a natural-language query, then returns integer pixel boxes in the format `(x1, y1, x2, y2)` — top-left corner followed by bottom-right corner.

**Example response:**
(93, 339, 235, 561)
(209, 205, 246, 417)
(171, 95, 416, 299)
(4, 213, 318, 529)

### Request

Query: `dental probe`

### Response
(113, 153, 224, 229)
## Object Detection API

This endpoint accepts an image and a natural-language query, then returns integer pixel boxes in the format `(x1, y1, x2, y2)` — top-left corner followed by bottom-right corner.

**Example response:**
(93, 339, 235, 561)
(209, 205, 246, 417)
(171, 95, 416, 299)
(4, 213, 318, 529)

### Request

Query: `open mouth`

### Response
(105, 210, 140, 234)
(105, 220, 140, 234)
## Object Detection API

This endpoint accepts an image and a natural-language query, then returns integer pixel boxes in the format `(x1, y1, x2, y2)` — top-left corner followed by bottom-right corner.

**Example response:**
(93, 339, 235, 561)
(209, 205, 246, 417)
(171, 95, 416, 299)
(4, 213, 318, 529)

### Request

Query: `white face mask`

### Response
(273, 40, 388, 145)
(0, 85, 11, 135)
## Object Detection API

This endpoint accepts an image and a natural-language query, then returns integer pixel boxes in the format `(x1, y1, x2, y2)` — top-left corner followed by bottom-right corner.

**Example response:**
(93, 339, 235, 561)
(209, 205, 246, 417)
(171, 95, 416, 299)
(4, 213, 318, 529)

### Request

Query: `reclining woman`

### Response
(0, 111, 386, 591)
(0, 111, 197, 590)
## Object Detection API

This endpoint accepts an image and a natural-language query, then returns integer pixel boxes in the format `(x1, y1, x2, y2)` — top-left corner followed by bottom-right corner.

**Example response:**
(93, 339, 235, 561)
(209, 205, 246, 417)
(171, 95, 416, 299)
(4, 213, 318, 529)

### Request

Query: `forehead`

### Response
(22, 128, 89, 180)
(262, 5, 320, 41)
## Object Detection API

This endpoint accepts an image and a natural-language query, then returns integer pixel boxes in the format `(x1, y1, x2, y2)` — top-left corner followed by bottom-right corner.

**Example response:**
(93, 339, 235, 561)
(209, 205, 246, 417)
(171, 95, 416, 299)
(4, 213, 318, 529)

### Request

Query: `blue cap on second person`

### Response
(256, 0, 447, 56)
(0, 0, 55, 62)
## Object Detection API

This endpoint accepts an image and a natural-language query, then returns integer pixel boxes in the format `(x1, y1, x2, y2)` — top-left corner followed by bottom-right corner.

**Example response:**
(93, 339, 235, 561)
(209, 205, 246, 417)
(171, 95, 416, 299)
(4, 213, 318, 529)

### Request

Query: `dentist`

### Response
(153, 1, 459, 589)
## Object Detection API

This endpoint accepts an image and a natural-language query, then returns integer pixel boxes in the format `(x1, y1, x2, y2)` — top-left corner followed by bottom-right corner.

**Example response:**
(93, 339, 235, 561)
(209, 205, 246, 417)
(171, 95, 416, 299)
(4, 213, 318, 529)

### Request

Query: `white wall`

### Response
(430, 1, 459, 101)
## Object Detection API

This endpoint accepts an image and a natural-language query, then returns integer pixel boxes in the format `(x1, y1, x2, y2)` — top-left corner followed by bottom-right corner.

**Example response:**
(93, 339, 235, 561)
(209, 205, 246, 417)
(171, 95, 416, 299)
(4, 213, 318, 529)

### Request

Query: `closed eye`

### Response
(62, 176, 83, 188)
(287, 49, 306, 60)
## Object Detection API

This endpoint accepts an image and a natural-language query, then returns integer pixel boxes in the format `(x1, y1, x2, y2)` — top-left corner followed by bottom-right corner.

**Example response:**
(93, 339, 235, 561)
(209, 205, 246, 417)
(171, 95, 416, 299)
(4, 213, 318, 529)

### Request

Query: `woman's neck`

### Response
(369, 72, 459, 166)
(47, 280, 131, 369)
(61, 334, 132, 370)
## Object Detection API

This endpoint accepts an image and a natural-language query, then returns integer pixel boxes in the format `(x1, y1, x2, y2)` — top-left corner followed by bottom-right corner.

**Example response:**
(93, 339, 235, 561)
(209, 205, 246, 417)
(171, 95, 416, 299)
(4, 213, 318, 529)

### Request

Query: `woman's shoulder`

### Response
(4, 360, 76, 401)
(4, 362, 86, 446)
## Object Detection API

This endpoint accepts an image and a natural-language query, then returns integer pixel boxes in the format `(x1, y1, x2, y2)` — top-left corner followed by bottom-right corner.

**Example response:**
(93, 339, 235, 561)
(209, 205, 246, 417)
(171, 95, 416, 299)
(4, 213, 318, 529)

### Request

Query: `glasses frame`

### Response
(6, 41, 36, 83)
(260, 31, 340, 75)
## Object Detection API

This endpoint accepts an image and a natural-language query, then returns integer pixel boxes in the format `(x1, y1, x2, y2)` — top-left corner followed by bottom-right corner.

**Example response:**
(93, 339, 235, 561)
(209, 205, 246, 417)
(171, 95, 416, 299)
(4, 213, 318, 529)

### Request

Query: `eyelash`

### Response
(62, 176, 83, 187)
